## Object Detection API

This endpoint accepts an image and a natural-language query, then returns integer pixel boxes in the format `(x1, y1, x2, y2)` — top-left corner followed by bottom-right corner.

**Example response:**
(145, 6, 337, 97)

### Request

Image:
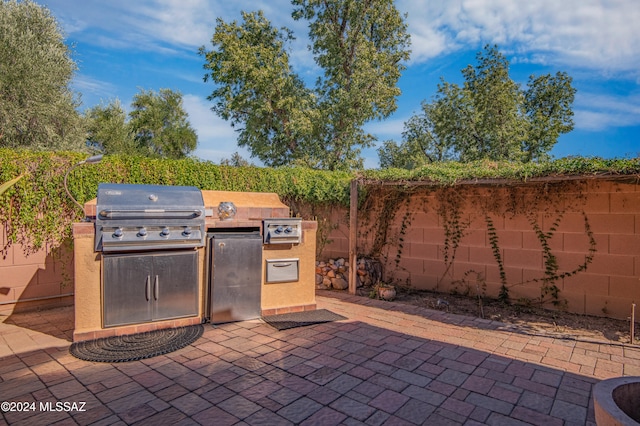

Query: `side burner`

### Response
(263, 218, 302, 244)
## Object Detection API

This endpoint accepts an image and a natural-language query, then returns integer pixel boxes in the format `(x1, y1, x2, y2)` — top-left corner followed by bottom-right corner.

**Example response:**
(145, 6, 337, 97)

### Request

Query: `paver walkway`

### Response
(1, 290, 639, 425)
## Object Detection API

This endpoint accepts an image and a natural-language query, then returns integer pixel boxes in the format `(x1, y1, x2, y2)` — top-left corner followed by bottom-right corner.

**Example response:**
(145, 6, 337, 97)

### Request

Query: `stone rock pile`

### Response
(315, 257, 383, 290)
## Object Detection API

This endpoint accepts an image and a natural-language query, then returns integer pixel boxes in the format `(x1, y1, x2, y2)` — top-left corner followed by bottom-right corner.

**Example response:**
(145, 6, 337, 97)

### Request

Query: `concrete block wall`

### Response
(0, 226, 74, 315)
(1, 179, 638, 320)
(321, 180, 640, 320)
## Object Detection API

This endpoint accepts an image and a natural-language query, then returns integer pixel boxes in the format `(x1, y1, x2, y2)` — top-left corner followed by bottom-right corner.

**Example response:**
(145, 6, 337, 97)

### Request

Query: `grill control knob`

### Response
(285, 226, 293, 233)
(160, 227, 170, 237)
(182, 227, 192, 237)
(275, 226, 284, 234)
(137, 228, 148, 237)
(113, 228, 123, 238)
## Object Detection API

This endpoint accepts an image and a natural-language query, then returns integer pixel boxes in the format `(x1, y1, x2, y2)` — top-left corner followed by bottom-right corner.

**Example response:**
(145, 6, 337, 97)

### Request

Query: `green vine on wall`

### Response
(355, 181, 599, 309)
(0, 151, 83, 257)
(527, 211, 597, 306)
(355, 186, 419, 288)
(395, 198, 413, 268)
(436, 189, 470, 289)
(424, 182, 600, 309)
(485, 214, 509, 303)
(528, 213, 562, 304)
(357, 187, 411, 259)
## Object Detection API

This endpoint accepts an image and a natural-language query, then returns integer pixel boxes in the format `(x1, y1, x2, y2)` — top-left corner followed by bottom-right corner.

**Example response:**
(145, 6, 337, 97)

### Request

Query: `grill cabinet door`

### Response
(152, 251, 198, 320)
(103, 254, 153, 327)
(103, 251, 199, 327)
(209, 231, 262, 323)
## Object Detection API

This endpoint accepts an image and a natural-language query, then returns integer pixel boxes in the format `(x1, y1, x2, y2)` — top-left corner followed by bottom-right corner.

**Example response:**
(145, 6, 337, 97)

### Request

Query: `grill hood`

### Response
(95, 183, 206, 252)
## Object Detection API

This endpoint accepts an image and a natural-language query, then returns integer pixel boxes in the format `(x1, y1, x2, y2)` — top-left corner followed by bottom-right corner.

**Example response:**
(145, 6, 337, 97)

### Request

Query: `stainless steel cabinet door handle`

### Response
(145, 276, 150, 301)
(154, 275, 159, 300)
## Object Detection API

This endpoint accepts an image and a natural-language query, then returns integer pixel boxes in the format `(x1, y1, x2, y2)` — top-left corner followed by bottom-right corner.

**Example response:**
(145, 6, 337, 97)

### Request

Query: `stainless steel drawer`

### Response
(265, 258, 299, 283)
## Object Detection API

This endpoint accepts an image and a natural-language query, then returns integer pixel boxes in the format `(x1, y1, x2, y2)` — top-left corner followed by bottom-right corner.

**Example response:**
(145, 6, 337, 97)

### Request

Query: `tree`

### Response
(200, 11, 316, 168)
(292, 0, 411, 170)
(84, 100, 138, 155)
(220, 152, 253, 167)
(200, 1, 411, 170)
(378, 102, 455, 168)
(0, 0, 84, 150)
(524, 72, 576, 162)
(128, 89, 198, 159)
(84, 90, 198, 158)
(379, 45, 576, 168)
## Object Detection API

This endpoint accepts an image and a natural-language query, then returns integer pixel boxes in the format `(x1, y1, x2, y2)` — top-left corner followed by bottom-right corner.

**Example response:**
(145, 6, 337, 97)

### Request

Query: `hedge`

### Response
(1, 148, 638, 254)
(0, 149, 351, 254)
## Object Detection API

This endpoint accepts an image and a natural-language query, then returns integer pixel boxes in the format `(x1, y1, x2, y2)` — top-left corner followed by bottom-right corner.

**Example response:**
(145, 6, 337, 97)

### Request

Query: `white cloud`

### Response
(398, 0, 640, 75)
(574, 92, 640, 131)
(364, 117, 407, 141)
(72, 74, 118, 102)
(44, 0, 314, 68)
(182, 94, 243, 163)
(46, 0, 209, 52)
(38, 0, 640, 163)
(43, 0, 640, 75)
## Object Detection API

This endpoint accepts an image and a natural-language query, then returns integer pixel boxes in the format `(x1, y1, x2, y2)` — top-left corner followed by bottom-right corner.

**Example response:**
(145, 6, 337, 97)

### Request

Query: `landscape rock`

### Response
(331, 277, 348, 290)
(316, 257, 383, 291)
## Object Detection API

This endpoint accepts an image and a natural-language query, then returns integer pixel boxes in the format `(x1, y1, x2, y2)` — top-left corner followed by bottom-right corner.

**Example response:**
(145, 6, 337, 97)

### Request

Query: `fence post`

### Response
(349, 179, 357, 294)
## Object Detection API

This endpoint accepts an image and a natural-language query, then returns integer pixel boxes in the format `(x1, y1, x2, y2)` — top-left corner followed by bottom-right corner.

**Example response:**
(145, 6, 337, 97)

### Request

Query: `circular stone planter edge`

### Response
(593, 376, 640, 426)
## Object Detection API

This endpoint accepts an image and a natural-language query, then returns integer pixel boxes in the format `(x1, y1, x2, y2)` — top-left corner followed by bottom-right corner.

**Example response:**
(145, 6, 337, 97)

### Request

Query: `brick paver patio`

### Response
(2, 290, 639, 425)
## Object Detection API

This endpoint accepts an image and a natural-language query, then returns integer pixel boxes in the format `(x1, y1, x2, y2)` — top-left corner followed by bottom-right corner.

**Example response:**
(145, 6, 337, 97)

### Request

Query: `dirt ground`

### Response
(357, 286, 639, 346)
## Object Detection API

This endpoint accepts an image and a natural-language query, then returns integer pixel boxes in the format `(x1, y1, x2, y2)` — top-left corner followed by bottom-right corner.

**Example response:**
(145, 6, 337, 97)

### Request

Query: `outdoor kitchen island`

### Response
(72, 187, 317, 342)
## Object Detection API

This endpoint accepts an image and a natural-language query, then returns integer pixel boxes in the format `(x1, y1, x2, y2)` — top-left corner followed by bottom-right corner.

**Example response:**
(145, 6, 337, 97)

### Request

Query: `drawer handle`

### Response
(272, 263, 292, 267)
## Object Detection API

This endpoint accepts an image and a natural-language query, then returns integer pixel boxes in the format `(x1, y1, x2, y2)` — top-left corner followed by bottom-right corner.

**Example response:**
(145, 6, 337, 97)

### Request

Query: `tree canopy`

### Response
(84, 89, 198, 158)
(219, 152, 253, 167)
(200, 0, 410, 170)
(379, 45, 576, 168)
(200, 11, 315, 167)
(129, 89, 198, 159)
(84, 100, 137, 156)
(0, 0, 84, 150)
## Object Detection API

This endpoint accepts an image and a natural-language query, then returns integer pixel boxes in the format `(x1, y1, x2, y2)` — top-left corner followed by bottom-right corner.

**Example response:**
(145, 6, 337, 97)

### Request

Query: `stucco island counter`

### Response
(72, 189, 317, 342)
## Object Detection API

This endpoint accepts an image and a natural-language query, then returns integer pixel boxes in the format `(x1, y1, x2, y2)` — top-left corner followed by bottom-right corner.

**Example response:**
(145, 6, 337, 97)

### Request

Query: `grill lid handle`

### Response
(98, 209, 203, 219)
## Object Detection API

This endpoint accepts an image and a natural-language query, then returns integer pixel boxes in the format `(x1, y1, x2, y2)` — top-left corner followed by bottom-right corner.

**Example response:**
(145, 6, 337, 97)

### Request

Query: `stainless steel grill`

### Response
(95, 183, 206, 252)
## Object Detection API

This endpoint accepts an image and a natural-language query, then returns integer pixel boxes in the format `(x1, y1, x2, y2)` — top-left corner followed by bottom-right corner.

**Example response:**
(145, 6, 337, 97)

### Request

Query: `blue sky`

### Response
(37, 0, 640, 168)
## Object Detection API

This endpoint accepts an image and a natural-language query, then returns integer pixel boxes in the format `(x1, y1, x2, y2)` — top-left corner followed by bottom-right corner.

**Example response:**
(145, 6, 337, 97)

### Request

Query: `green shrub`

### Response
(0, 149, 352, 254)
(1, 148, 638, 255)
